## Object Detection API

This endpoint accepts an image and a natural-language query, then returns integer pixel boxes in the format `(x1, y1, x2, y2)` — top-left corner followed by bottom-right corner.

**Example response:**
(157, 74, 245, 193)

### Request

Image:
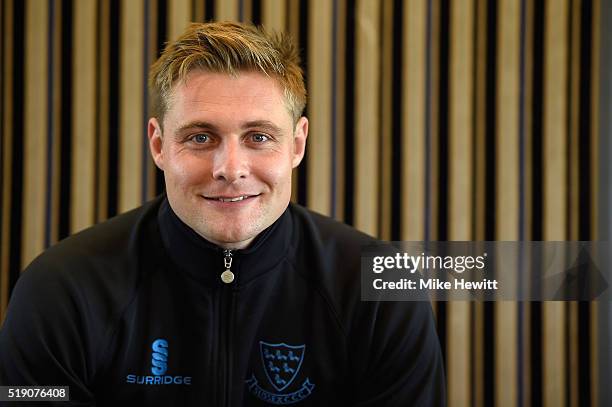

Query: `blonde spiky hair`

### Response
(149, 21, 306, 124)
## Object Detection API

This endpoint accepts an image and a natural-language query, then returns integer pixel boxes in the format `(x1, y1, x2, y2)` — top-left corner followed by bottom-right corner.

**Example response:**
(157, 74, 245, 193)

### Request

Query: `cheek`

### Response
(164, 155, 211, 188)
(258, 156, 293, 187)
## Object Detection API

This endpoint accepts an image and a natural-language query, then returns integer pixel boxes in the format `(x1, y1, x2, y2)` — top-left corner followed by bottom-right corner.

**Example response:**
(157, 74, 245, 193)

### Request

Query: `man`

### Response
(0, 22, 445, 405)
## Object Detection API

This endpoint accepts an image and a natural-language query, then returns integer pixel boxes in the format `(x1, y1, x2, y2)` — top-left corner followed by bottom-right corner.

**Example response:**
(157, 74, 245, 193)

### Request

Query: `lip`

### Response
(202, 193, 261, 206)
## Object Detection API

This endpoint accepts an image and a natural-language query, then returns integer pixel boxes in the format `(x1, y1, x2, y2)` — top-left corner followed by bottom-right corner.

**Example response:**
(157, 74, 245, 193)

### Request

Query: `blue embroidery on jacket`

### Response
(246, 341, 315, 404)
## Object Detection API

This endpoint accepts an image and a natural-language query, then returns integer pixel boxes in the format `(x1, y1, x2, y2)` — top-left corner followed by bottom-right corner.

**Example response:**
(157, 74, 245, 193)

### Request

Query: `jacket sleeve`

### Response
(0, 257, 95, 406)
(349, 300, 446, 406)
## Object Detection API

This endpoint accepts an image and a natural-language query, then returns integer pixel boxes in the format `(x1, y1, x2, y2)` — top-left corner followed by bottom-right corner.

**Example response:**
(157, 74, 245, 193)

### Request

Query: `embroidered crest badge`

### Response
(245, 341, 315, 404)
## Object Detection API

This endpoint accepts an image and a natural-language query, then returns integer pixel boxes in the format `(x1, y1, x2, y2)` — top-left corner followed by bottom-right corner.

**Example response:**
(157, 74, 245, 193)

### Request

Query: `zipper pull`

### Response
(220, 249, 234, 284)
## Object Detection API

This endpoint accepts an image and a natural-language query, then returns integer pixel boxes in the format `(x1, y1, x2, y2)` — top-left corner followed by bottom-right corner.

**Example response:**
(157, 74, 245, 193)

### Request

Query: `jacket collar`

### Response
(157, 197, 292, 287)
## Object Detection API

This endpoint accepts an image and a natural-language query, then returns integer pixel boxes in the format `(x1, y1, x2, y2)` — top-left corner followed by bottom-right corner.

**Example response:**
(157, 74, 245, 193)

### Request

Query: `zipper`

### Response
(220, 250, 234, 284)
(218, 249, 236, 406)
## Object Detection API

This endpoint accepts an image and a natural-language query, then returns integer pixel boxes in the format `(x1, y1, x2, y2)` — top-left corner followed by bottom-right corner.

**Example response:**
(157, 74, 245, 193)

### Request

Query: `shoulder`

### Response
(41, 197, 162, 265)
(28, 196, 163, 277)
(288, 203, 376, 253)
(12, 196, 165, 325)
(285, 203, 437, 330)
(286, 203, 379, 322)
(286, 203, 378, 291)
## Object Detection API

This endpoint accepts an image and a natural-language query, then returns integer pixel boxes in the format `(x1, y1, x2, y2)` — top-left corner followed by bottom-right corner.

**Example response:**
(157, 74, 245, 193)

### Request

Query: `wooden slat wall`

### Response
(119, 0, 145, 213)
(0, 1, 606, 406)
(307, 0, 332, 216)
(49, 1, 62, 244)
(1, 0, 14, 320)
(473, 1, 488, 405)
(447, 0, 474, 405)
(354, 0, 380, 236)
(543, 1, 569, 406)
(71, 0, 97, 233)
(96, 0, 110, 223)
(496, 3, 520, 407)
(22, 0, 48, 268)
(402, 0, 426, 242)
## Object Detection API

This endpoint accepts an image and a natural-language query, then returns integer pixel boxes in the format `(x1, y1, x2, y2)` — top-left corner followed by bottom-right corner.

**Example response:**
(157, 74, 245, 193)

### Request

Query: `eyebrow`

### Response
(175, 121, 220, 134)
(242, 120, 283, 134)
(175, 120, 284, 135)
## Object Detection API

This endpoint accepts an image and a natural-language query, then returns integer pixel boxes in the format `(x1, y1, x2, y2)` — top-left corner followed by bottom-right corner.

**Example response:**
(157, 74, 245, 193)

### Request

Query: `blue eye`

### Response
(192, 134, 209, 143)
(252, 134, 269, 142)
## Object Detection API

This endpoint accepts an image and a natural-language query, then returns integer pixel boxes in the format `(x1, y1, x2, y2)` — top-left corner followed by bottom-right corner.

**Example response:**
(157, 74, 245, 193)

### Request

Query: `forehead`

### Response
(165, 70, 292, 128)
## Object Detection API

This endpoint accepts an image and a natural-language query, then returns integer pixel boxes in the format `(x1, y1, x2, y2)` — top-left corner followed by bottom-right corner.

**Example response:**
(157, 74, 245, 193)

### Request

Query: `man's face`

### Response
(148, 71, 308, 249)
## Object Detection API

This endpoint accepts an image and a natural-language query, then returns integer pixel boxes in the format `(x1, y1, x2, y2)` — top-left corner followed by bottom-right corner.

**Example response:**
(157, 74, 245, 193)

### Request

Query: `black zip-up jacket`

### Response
(0, 196, 445, 406)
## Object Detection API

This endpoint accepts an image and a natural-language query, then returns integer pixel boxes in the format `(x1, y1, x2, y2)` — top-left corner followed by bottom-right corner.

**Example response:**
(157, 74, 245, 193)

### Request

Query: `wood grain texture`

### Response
(447, 1, 474, 406)
(119, 0, 145, 212)
(543, 1, 569, 406)
(215, 0, 238, 22)
(354, 0, 380, 236)
(306, 0, 332, 216)
(1, 0, 14, 322)
(379, 0, 393, 240)
(96, 0, 111, 222)
(71, 0, 97, 233)
(22, 0, 49, 268)
(169, 0, 192, 42)
(333, 0, 346, 221)
(262, 0, 286, 32)
(402, 0, 426, 241)
(495, 0, 520, 406)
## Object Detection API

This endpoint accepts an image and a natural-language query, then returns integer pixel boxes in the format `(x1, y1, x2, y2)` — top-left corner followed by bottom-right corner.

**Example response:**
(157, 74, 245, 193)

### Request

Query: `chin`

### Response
(210, 229, 256, 247)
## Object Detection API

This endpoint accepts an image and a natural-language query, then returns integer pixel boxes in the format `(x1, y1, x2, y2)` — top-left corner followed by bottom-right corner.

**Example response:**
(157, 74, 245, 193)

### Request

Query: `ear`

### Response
(148, 117, 165, 170)
(291, 116, 308, 168)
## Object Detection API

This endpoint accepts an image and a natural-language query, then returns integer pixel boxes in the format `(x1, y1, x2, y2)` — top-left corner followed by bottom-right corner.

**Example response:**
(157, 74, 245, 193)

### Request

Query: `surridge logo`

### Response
(125, 338, 192, 385)
(245, 341, 315, 405)
(151, 339, 168, 375)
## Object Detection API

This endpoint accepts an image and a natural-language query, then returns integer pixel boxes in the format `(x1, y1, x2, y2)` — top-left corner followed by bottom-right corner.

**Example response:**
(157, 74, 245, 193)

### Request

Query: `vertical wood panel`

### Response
(402, 0, 426, 241)
(194, 0, 205, 23)
(145, 0, 160, 201)
(473, 1, 487, 402)
(447, 2, 474, 406)
(119, 0, 145, 212)
(354, 0, 380, 236)
(567, 2, 581, 406)
(590, 0, 600, 253)
(22, 0, 49, 268)
(286, 0, 300, 52)
(169, 0, 192, 42)
(568, 0, 580, 241)
(49, 0, 62, 244)
(522, 1, 535, 405)
(215, 0, 238, 21)
(262, 0, 286, 32)
(288, 0, 300, 203)
(1, 0, 14, 322)
(306, 0, 332, 216)
(449, 0, 473, 241)
(334, 0, 346, 221)
(71, 0, 97, 233)
(428, 0, 441, 240)
(543, 0, 569, 406)
(379, 0, 392, 240)
(241, 0, 252, 22)
(474, 0, 486, 242)
(495, 0, 520, 406)
(97, 0, 111, 222)
(590, 1, 601, 403)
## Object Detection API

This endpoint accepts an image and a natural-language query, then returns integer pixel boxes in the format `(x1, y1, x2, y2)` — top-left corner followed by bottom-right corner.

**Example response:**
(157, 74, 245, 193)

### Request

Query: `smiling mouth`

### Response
(205, 194, 260, 202)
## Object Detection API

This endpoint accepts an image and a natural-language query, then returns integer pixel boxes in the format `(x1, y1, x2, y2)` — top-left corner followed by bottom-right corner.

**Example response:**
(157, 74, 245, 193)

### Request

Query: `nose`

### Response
(211, 139, 249, 182)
